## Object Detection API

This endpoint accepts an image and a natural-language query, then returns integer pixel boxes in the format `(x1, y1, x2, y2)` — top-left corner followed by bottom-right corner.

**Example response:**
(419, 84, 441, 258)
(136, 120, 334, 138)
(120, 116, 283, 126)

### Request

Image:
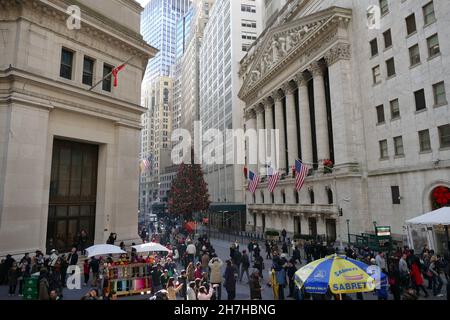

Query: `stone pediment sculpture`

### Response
(238, 6, 352, 102)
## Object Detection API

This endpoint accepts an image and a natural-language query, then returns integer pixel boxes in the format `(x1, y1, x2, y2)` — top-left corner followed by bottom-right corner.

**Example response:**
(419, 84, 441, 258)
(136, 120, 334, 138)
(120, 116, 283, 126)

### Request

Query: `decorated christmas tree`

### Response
(168, 162, 210, 220)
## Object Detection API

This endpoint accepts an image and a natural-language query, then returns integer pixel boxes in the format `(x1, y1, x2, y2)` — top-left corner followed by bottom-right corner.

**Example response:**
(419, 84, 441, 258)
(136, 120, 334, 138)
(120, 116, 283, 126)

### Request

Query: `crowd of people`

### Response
(1, 218, 449, 301)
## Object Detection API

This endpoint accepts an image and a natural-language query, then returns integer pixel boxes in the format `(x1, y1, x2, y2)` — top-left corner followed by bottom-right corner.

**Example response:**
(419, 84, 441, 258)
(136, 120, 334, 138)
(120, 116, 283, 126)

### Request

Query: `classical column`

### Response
(255, 104, 266, 175)
(310, 61, 330, 169)
(324, 43, 355, 167)
(273, 89, 286, 174)
(296, 72, 313, 166)
(263, 98, 274, 173)
(283, 81, 298, 172)
(245, 108, 257, 174)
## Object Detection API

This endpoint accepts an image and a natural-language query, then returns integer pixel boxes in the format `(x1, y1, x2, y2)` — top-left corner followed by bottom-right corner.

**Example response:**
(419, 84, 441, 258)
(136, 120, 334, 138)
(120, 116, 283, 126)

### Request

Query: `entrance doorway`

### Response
(46, 139, 99, 253)
(308, 217, 317, 237)
(326, 219, 337, 243)
(294, 216, 301, 235)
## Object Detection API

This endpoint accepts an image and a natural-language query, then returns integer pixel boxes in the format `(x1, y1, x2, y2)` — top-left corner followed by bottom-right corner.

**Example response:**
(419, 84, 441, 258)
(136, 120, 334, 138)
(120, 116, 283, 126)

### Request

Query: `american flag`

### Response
(295, 159, 309, 191)
(267, 167, 281, 193)
(248, 170, 260, 194)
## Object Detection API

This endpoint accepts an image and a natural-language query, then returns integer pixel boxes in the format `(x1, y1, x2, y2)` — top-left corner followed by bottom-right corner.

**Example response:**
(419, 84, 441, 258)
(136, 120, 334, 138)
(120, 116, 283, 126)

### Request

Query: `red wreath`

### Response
(432, 186, 450, 207)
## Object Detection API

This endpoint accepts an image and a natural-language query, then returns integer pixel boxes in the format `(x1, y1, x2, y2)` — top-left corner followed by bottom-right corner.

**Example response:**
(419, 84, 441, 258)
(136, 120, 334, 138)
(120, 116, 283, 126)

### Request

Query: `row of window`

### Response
(60, 48, 114, 92)
(379, 123, 450, 159)
(371, 32, 440, 84)
(375, 81, 447, 125)
(379, 0, 435, 26)
(252, 187, 334, 205)
(241, 4, 256, 13)
(241, 20, 257, 28)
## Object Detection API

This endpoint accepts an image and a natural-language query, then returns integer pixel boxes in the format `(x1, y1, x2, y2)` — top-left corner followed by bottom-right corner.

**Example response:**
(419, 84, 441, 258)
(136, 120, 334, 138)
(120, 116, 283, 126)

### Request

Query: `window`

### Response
(241, 4, 256, 13)
(405, 14, 417, 36)
(391, 186, 401, 204)
(370, 38, 378, 57)
(372, 65, 381, 84)
(270, 193, 274, 203)
(394, 136, 404, 156)
(433, 81, 447, 106)
(427, 34, 440, 57)
(60, 48, 74, 80)
(82, 56, 94, 86)
(414, 89, 426, 111)
(376, 105, 385, 124)
(409, 44, 421, 66)
(383, 29, 392, 49)
(261, 192, 264, 203)
(418, 129, 431, 152)
(326, 188, 333, 205)
(423, 1, 436, 25)
(379, 140, 388, 159)
(438, 124, 450, 149)
(102, 64, 113, 92)
(386, 58, 396, 77)
(309, 189, 315, 204)
(390, 99, 400, 119)
(282, 191, 286, 204)
(380, 0, 389, 15)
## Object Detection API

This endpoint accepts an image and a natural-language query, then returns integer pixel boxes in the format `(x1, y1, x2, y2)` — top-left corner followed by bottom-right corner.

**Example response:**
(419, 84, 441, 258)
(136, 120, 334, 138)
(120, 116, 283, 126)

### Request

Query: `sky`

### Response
(136, 0, 150, 7)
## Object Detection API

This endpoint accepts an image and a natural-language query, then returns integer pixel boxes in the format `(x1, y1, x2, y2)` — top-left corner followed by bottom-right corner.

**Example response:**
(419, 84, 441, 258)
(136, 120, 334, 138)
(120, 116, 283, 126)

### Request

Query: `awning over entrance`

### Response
(406, 207, 450, 225)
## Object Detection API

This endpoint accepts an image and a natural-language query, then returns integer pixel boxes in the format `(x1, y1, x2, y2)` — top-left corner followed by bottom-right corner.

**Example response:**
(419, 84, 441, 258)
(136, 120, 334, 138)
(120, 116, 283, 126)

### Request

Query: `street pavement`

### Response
(0, 236, 447, 300)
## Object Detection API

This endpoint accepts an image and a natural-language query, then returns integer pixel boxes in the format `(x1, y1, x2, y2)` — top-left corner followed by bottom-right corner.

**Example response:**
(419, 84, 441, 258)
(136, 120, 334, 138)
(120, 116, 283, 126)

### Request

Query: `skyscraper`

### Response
(140, 0, 192, 212)
(199, 0, 263, 230)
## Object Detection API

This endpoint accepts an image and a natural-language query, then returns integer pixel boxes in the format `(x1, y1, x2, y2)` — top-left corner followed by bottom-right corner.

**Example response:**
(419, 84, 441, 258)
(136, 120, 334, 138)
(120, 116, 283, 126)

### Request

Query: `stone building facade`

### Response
(0, 0, 156, 255)
(239, 0, 450, 246)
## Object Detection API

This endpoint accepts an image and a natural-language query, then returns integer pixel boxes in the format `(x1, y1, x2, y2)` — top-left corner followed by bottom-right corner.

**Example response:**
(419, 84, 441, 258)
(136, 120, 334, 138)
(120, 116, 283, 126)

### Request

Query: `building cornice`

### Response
(248, 203, 338, 217)
(0, 68, 145, 124)
(368, 160, 450, 177)
(0, 0, 158, 64)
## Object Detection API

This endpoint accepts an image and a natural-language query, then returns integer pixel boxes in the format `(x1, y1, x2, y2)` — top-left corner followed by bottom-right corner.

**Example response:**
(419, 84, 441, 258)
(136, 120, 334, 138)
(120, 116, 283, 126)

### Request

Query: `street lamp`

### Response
(346, 219, 350, 245)
(373, 221, 377, 234)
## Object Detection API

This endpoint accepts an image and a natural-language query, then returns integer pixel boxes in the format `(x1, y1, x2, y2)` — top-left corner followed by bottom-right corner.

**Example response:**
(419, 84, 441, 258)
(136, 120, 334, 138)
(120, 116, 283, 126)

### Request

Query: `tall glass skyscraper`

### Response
(141, 0, 192, 83)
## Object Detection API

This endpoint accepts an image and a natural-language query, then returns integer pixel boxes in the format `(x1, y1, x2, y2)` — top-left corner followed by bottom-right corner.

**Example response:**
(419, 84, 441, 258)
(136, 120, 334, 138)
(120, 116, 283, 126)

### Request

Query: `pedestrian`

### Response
(166, 277, 183, 300)
(375, 251, 387, 273)
(286, 259, 297, 298)
(249, 270, 262, 300)
(151, 265, 163, 293)
(160, 269, 170, 289)
(253, 254, 264, 279)
(398, 253, 410, 290)
(274, 263, 286, 300)
(197, 285, 214, 300)
(38, 268, 50, 300)
(388, 261, 401, 301)
(281, 229, 287, 243)
(89, 256, 100, 288)
(8, 262, 19, 296)
(83, 259, 90, 286)
(292, 246, 301, 265)
(240, 250, 250, 283)
(186, 281, 197, 300)
(178, 270, 188, 300)
(18, 253, 31, 296)
(186, 241, 196, 264)
(78, 229, 88, 256)
(223, 260, 237, 300)
(194, 262, 203, 279)
(410, 257, 429, 298)
(247, 241, 254, 262)
(209, 257, 223, 300)
(186, 262, 195, 282)
(429, 256, 444, 297)
(265, 241, 272, 260)
(232, 249, 242, 277)
(201, 251, 210, 274)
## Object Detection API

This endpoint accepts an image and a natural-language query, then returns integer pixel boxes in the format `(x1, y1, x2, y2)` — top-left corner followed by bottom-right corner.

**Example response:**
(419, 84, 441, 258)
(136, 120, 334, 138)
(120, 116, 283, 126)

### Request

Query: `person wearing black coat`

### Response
(286, 259, 298, 298)
(249, 271, 262, 300)
(223, 260, 237, 300)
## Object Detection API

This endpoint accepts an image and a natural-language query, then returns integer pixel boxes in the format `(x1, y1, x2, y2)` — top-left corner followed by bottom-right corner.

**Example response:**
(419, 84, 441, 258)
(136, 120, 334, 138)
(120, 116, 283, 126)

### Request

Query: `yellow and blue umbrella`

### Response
(295, 254, 386, 295)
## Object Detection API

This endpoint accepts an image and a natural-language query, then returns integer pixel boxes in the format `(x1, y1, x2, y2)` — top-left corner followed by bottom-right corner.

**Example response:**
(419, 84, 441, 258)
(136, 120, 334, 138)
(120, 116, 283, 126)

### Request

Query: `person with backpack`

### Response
(429, 255, 444, 297)
(410, 257, 429, 298)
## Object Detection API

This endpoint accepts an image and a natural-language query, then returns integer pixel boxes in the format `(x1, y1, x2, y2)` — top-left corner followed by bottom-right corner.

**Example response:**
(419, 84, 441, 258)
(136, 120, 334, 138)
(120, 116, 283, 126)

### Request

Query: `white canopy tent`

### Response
(405, 207, 450, 255)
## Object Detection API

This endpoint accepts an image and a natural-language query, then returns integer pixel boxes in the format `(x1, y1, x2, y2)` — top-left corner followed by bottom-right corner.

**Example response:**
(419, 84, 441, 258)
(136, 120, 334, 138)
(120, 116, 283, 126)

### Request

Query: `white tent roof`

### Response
(406, 207, 450, 225)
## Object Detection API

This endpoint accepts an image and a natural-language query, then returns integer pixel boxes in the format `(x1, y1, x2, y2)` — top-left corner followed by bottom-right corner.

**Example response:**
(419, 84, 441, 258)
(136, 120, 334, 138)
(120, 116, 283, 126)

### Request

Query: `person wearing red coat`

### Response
(410, 258, 429, 297)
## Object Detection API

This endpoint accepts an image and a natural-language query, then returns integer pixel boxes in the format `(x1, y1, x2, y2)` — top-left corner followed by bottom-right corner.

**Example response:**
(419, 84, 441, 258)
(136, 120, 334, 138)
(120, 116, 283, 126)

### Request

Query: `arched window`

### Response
(271, 193, 274, 203)
(431, 186, 450, 209)
(252, 193, 256, 204)
(261, 191, 265, 204)
(295, 191, 300, 204)
(282, 190, 286, 204)
(309, 188, 315, 204)
(327, 187, 333, 204)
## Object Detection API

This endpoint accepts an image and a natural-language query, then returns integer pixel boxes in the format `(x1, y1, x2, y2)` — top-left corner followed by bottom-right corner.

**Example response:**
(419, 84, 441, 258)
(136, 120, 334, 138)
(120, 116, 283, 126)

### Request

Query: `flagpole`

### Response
(88, 56, 134, 92)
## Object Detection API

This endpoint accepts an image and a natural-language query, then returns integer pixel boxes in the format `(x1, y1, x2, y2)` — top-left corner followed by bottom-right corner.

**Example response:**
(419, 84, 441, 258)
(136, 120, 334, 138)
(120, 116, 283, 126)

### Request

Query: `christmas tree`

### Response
(168, 163, 210, 220)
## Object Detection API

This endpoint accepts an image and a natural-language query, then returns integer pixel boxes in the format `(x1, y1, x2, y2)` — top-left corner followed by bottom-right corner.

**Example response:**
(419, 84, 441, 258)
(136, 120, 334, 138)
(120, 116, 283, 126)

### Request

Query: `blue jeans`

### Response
(432, 274, 443, 296)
